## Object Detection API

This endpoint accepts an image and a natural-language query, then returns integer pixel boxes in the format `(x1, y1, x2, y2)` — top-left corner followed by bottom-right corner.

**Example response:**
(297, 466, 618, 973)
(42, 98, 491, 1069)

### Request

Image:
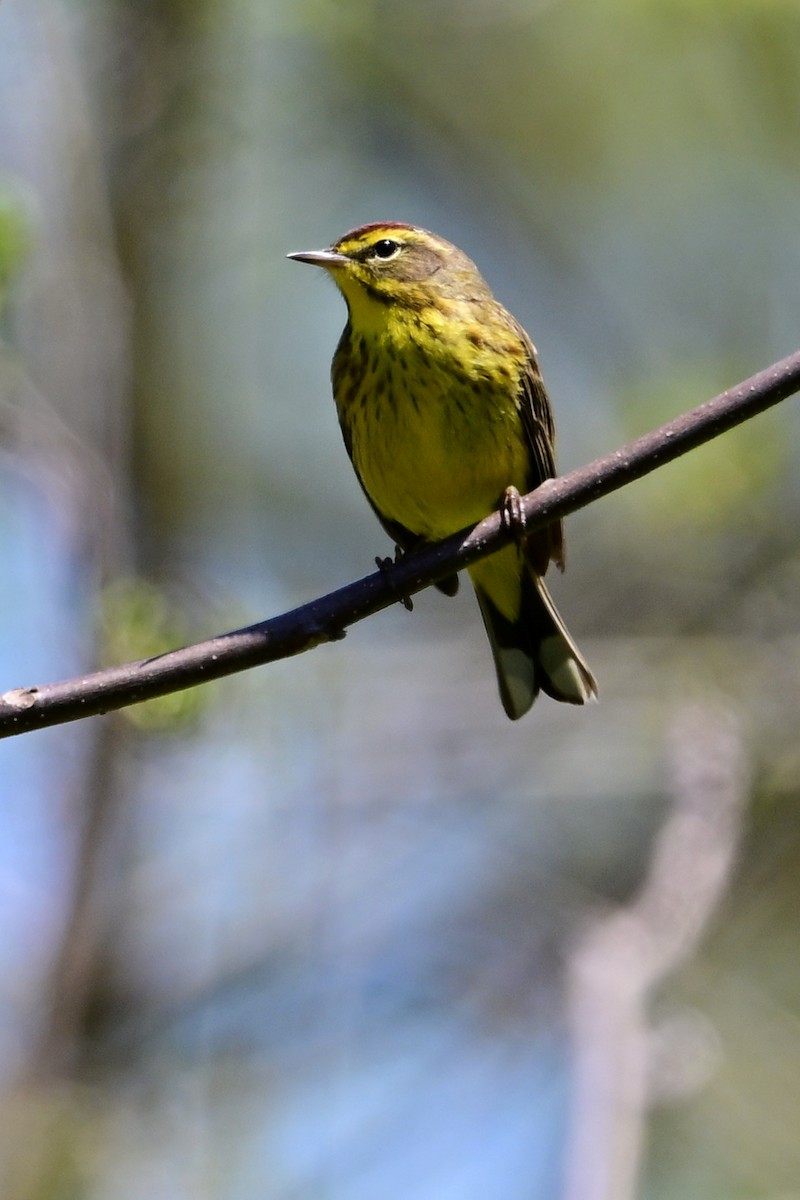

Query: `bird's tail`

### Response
(473, 565, 597, 720)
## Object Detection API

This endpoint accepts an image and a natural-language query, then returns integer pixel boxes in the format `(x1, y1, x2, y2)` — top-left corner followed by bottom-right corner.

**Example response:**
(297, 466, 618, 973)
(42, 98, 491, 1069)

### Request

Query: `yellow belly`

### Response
(341, 356, 530, 544)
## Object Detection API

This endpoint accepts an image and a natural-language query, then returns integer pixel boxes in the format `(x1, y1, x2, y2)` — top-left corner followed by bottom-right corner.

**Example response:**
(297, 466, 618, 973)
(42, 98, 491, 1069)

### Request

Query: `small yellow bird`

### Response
(289, 223, 596, 718)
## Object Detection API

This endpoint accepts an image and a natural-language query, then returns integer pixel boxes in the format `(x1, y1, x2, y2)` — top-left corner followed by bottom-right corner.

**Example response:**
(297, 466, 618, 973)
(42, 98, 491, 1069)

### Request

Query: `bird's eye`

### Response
(371, 238, 401, 260)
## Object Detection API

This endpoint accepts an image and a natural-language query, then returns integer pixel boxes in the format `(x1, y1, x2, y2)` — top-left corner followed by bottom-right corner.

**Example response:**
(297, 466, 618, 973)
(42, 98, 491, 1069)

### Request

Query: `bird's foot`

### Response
(375, 548, 414, 611)
(500, 486, 527, 544)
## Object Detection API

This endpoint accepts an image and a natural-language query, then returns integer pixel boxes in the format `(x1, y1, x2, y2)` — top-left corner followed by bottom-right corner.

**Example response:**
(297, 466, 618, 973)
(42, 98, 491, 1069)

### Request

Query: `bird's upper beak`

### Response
(287, 248, 349, 269)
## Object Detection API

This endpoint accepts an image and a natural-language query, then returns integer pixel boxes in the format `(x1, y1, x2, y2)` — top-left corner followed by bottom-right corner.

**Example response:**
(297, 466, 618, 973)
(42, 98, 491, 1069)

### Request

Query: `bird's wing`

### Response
(513, 323, 565, 575)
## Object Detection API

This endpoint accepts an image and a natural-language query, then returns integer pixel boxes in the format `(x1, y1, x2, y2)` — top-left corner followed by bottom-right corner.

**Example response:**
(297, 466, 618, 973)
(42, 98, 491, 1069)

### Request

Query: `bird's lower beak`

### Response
(287, 248, 349, 269)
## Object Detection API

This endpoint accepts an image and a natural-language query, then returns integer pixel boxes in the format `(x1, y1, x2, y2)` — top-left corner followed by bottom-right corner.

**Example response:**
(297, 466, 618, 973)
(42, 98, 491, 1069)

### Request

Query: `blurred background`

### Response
(1, 1, 799, 1197)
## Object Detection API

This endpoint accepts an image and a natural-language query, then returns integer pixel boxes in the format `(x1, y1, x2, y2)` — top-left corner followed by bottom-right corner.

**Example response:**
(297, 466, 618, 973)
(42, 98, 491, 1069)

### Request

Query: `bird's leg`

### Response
(375, 545, 414, 611)
(500, 485, 527, 544)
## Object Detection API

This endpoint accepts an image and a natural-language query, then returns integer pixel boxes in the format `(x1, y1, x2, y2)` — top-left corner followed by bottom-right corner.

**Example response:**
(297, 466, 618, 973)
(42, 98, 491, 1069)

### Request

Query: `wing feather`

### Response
(510, 321, 565, 576)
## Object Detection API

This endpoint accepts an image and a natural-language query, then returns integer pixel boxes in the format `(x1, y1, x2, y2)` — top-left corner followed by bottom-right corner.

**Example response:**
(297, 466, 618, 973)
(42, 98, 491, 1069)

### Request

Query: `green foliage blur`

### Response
(0, 190, 33, 315)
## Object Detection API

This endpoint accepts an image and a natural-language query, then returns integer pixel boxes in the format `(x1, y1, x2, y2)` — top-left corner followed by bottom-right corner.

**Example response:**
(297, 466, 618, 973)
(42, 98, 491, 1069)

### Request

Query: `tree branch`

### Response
(2, 349, 799, 739)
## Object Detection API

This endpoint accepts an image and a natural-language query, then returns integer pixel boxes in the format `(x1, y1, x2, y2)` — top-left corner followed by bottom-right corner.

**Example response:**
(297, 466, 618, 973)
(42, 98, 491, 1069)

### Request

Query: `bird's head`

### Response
(288, 223, 490, 327)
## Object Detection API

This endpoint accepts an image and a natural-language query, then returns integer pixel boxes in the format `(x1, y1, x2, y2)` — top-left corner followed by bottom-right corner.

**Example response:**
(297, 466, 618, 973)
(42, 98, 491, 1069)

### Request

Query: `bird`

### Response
(288, 222, 596, 718)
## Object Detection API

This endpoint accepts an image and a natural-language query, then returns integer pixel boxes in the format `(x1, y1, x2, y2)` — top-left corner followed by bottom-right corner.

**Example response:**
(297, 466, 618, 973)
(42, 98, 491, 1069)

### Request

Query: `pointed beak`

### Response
(287, 248, 349, 269)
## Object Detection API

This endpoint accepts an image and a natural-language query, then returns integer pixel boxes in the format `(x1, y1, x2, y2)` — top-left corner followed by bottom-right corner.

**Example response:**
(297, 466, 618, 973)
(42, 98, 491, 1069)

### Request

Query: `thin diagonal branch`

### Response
(2, 349, 799, 739)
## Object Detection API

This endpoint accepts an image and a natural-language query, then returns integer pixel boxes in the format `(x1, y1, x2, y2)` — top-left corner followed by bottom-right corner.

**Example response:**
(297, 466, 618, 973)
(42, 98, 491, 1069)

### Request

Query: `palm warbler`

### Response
(289, 223, 596, 719)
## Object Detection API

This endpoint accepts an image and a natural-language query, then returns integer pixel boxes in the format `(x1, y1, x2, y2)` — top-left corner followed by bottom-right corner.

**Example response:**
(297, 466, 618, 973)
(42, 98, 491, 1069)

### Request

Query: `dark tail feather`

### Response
(474, 571, 597, 720)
